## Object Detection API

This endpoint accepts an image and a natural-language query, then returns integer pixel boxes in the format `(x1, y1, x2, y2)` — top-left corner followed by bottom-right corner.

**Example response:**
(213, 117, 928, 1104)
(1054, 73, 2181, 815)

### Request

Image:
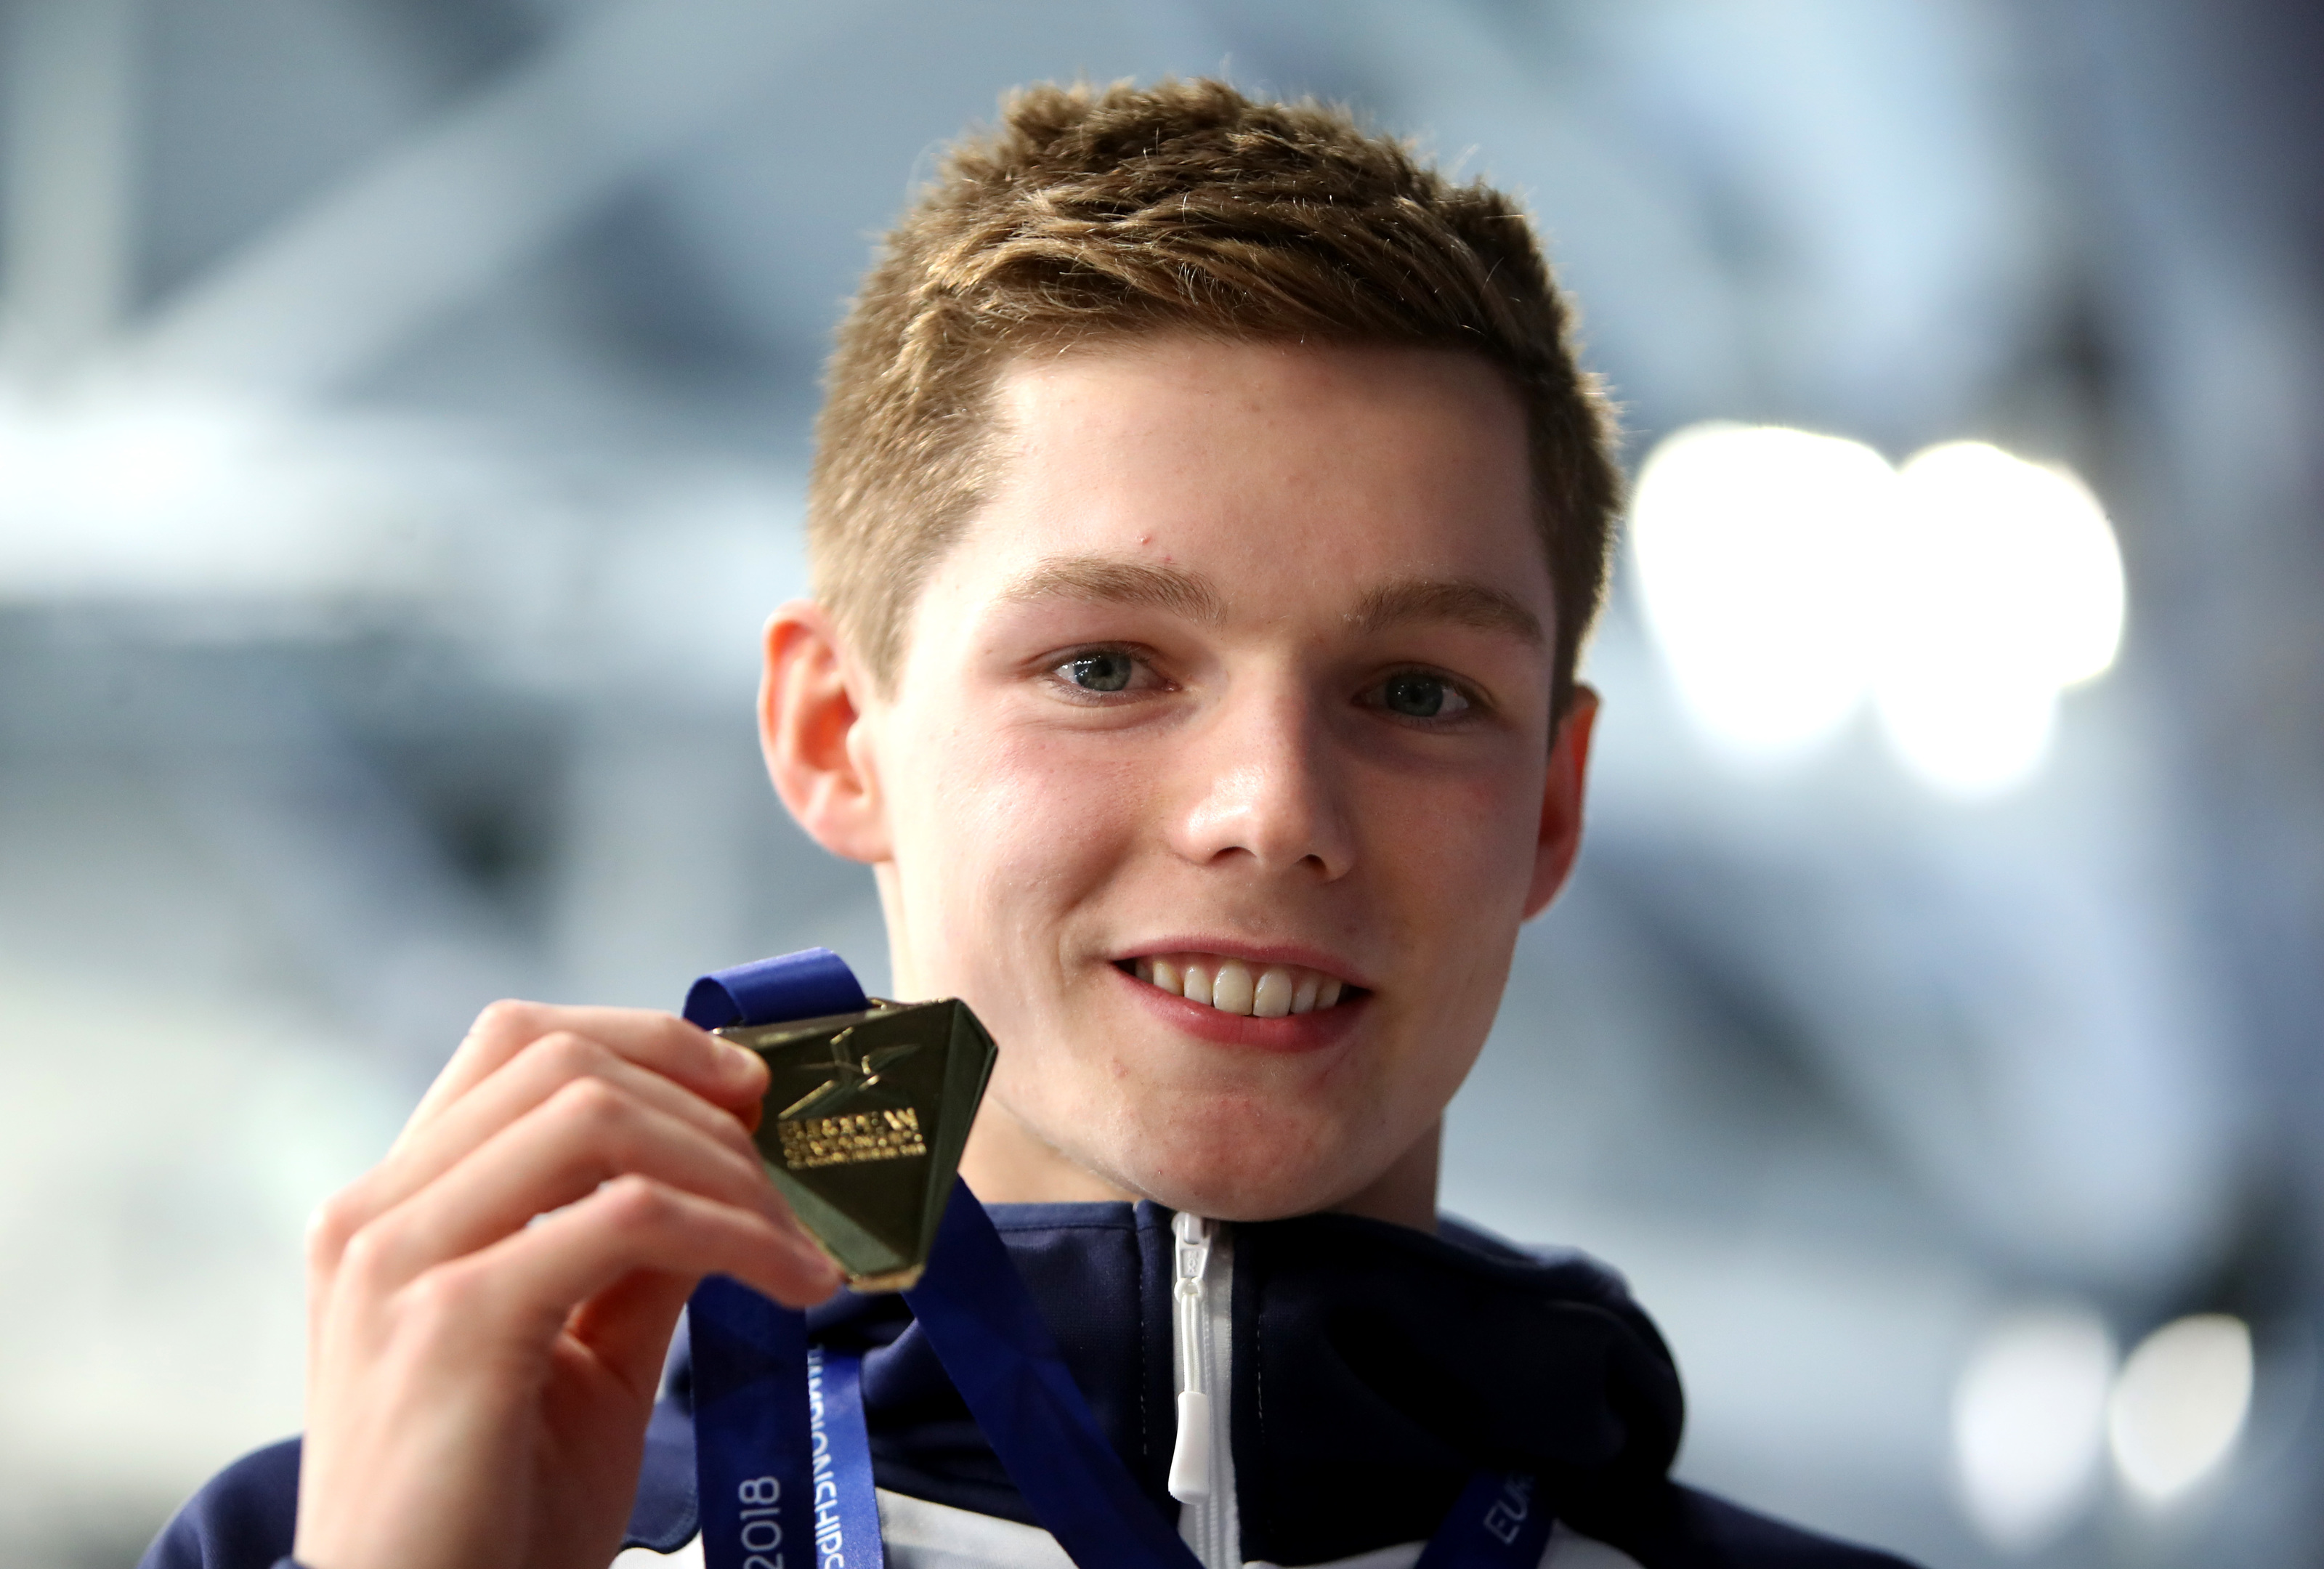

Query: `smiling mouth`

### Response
(1119, 953, 1355, 1018)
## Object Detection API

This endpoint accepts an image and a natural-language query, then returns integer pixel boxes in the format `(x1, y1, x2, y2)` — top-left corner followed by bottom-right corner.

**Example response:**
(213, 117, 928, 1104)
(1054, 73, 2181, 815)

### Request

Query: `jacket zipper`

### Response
(1168, 1212, 1239, 1569)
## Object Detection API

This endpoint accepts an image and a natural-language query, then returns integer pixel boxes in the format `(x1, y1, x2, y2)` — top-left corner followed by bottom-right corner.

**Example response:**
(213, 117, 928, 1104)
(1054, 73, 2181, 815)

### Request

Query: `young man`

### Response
(147, 81, 1914, 1569)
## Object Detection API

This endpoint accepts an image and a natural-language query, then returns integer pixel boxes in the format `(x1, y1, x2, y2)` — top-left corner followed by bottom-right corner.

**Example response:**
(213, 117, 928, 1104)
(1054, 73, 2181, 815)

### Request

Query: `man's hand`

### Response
(293, 1002, 841, 1569)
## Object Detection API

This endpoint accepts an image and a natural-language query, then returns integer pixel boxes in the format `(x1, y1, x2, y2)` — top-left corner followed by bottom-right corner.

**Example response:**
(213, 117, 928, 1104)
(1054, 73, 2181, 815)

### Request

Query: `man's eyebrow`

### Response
(1348, 578, 1546, 645)
(997, 557, 1226, 622)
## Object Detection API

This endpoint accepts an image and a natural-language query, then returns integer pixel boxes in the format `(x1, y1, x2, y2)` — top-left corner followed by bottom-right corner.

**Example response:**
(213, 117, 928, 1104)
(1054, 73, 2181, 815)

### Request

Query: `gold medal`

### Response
(716, 998, 995, 1292)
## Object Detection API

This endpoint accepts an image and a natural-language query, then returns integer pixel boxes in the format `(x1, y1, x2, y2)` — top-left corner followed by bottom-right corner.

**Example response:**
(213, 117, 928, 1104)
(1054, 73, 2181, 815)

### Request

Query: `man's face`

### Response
(847, 337, 1584, 1220)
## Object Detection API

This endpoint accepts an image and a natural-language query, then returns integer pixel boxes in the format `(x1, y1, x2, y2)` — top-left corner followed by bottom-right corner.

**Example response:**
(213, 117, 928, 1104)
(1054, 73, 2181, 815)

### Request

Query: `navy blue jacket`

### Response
(142, 1203, 1914, 1568)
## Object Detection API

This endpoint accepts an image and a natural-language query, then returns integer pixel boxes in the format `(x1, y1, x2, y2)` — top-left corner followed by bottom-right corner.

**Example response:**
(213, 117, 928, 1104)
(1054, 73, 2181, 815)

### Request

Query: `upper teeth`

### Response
(1134, 954, 1346, 1018)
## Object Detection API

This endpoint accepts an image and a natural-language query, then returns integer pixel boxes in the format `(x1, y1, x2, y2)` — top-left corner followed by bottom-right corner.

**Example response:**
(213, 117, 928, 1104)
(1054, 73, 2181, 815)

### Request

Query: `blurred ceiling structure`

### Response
(0, 2, 2318, 1566)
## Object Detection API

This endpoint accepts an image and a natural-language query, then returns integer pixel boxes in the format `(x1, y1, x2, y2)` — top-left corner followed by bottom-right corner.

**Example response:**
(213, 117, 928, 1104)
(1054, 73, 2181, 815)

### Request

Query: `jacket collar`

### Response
(635, 1201, 1683, 1563)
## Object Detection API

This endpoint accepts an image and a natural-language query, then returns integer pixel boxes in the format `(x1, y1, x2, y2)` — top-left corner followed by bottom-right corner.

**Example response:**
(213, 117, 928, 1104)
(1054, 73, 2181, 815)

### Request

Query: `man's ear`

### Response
(1523, 684, 1598, 919)
(759, 600, 891, 865)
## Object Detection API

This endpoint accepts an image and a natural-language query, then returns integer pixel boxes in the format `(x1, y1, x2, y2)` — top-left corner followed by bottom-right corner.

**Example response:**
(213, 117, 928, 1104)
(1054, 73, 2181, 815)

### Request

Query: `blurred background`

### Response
(0, 1, 2317, 1565)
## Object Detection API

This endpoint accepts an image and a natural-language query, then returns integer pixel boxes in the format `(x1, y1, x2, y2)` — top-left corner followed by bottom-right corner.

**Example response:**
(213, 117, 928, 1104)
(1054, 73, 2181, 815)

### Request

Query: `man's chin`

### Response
(1138, 1179, 1359, 1223)
(1088, 1131, 1386, 1223)
(974, 1069, 1417, 1220)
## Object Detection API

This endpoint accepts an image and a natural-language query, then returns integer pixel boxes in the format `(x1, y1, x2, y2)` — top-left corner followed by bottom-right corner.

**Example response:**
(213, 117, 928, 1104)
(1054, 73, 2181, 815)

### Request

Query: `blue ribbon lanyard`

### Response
(684, 950, 1552, 1569)
(807, 1347, 884, 1568)
(687, 949, 874, 1569)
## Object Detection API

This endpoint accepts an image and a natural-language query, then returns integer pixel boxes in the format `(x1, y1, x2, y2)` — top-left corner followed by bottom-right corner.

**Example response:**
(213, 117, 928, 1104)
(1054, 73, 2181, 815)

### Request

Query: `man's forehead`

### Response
(997, 554, 1546, 647)
(928, 338, 1555, 653)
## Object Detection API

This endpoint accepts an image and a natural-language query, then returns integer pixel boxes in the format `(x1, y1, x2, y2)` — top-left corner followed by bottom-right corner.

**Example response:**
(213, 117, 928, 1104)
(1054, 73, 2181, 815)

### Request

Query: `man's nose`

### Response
(1167, 680, 1356, 880)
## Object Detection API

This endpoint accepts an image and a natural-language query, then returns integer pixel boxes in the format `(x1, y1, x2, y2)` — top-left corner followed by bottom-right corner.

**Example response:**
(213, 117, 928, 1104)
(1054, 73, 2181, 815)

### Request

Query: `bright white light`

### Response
(1951, 1305, 2116, 1552)
(1895, 442, 2125, 688)
(1629, 422, 1899, 759)
(2108, 1314, 2253, 1505)
(1629, 426, 2126, 797)
(0, 384, 431, 602)
(1872, 644, 2060, 798)
(1871, 442, 2123, 797)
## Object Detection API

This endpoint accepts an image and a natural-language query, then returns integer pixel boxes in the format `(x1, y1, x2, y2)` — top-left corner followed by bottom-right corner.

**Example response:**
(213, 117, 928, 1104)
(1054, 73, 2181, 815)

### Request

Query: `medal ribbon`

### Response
(686, 949, 860, 1569)
(684, 950, 1550, 1569)
(689, 1274, 814, 1569)
(1413, 1472, 1557, 1568)
(806, 1347, 883, 1569)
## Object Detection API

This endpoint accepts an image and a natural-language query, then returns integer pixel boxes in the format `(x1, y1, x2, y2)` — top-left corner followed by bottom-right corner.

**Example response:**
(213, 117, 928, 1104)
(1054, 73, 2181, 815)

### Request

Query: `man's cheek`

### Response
(981, 738, 1146, 857)
(1454, 769, 1552, 888)
(933, 737, 1067, 861)
(1382, 770, 1538, 902)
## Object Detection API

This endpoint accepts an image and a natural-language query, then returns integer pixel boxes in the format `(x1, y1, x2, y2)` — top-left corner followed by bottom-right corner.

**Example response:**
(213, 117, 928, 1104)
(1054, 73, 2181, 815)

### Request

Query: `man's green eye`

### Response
(1382, 672, 1459, 718)
(1385, 678, 1441, 721)
(1064, 652, 1135, 692)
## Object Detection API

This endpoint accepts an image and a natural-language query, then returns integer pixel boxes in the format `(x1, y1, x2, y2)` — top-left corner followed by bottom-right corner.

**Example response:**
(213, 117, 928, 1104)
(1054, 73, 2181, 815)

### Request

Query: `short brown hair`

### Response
(806, 78, 1622, 718)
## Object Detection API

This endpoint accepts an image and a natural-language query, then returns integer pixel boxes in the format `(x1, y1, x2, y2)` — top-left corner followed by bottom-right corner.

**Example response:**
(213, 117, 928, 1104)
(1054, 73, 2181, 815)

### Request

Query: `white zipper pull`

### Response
(1167, 1210, 1215, 1503)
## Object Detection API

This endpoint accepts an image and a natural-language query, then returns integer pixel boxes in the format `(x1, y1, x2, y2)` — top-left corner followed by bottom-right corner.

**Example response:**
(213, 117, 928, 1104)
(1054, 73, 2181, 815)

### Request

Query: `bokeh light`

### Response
(2108, 1314, 2254, 1505)
(1870, 636, 2062, 798)
(1632, 426, 2126, 798)
(1629, 421, 1898, 760)
(1898, 442, 2126, 689)
(1951, 1304, 2116, 1552)
(1873, 442, 2126, 797)
(0, 386, 425, 603)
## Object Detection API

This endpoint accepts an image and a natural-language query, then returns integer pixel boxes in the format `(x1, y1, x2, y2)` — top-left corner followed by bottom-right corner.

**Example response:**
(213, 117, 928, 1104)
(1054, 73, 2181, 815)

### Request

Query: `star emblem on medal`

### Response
(780, 1029, 921, 1119)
